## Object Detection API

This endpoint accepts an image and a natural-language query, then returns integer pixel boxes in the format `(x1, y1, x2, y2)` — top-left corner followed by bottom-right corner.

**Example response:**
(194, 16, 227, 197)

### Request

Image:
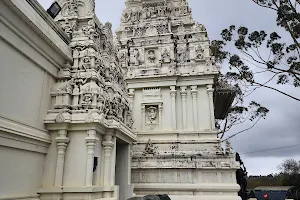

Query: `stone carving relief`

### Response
(225, 140, 233, 155)
(133, 48, 140, 66)
(143, 139, 157, 155)
(161, 48, 171, 63)
(57, 0, 95, 19)
(147, 50, 156, 64)
(192, 23, 207, 32)
(147, 106, 158, 123)
(51, 4, 134, 128)
(177, 46, 189, 64)
(195, 44, 204, 60)
(145, 25, 158, 36)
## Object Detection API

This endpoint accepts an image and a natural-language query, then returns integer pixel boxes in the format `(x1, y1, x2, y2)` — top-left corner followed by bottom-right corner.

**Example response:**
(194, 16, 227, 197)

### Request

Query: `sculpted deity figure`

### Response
(177, 47, 186, 63)
(145, 8, 151, 19)
(133, 48, 140, 66)
(147, 106, 158, 123)
(192, 23, 207, 32)
(162, 48, 171, 63)
(145, 25, 158, 36)
(104, 68, 113, 83)
(121, 11, 131, 23)
(195, 45, 204, 59)
(66, 0, 78, 16)
(225, 140, 233, 154)
(144, 139, 156, 155)
(81, 93, 92, 108)
(147, 50, 156, 64)
(132, 10, 140, 22)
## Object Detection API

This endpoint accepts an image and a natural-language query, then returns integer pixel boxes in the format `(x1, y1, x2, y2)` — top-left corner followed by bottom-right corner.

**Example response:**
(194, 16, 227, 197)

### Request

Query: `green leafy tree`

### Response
(278, 159, 300, 187)
(213, 0, 300, 139)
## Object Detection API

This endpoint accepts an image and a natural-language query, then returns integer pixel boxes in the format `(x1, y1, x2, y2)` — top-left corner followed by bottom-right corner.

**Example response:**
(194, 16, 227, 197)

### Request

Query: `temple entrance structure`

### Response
(0, 0, 240, 200)
(115, 0, 240, 199)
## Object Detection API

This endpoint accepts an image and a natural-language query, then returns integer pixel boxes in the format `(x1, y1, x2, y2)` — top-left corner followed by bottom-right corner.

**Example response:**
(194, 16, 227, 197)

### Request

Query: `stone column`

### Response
(180, 86, 187, 129)
(141, 105, 146, 130)
(170, 86, 177, 130)
(55, 129, 69, 186)
(191, 86, 198, 130)
(207, 85, 216, 130)
(128, 89, 135, 110)
(102, 133, 114, 198)
(159, 104, 163, 130)
(85, 129, 98, 186)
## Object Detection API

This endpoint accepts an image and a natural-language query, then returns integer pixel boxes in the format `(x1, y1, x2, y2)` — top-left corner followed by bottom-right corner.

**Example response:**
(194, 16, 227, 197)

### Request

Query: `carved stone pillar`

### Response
(191, 86, 198, 130)
(128, 89, 135, 110)
(180, 86, 187, 129)
(102, 133, 114, 197)
(85, 129, 98, 186)
(72, 85, 80, 108)
(54, 129, 69, 186)
(159, 104, 163, 129)
(141, 105, 146, 130)
(207, 85, 215, 130)
(170, 86, 177, 130)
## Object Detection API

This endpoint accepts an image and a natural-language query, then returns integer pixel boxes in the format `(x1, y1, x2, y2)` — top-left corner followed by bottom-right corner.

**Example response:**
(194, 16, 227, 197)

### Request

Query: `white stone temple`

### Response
(0, 0, 240, 200)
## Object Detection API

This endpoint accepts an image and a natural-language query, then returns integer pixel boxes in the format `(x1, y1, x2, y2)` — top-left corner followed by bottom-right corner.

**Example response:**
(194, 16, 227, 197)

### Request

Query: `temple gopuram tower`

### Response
(116, 0, 240, 199)
(39, 1, 135, 200)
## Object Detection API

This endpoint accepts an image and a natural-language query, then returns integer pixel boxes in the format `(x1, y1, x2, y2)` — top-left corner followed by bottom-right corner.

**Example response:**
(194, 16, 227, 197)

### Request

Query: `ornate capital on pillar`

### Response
(170, 86, 176, 96)
(102, 134, 114, 149)
(180, 86, 187, 95)
(191, 86, 198, 98)
(207, 85, 214, 98)
(55, 130, 70, 151)
(128, 89, 135, 97)
(86, 130, 99, 148)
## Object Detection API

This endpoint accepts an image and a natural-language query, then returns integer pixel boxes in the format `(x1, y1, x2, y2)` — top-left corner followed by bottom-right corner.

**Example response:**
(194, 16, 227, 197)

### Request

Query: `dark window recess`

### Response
(93, 157, 98, 172)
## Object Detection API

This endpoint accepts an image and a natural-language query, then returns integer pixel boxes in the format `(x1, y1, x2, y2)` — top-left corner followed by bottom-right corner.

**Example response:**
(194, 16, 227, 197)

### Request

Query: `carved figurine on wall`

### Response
(81, 93, 93, 109)
(145, 7, 151, 19)
(132, 10, 140, 22)
(66, 0, 78, 16)
(143, 139, 156, 155)
(147, 50, 156, 64)
(147, 106, 158, 123)
(225, 139, 233, 155)
(133, 48, 140, 66)
(162, 48, 171, 63)
(121, 11, 131, 23)
(195, 44, 204, 60)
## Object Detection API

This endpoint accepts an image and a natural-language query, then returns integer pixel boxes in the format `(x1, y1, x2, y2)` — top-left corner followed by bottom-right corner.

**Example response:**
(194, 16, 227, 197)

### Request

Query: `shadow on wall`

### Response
(127, 195, 171, 200)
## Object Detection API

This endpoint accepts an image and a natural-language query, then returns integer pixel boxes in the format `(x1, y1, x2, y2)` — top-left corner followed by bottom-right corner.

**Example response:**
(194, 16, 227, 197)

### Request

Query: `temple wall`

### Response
(0, 145, 45, 199)
(131, 84, 211, 133)
(0, 0, 72, 199)
(0, 38, 55, 129)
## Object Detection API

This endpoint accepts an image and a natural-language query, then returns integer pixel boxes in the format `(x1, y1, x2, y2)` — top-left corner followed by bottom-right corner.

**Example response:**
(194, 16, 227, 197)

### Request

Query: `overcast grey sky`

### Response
(38, 0, 300, 176)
